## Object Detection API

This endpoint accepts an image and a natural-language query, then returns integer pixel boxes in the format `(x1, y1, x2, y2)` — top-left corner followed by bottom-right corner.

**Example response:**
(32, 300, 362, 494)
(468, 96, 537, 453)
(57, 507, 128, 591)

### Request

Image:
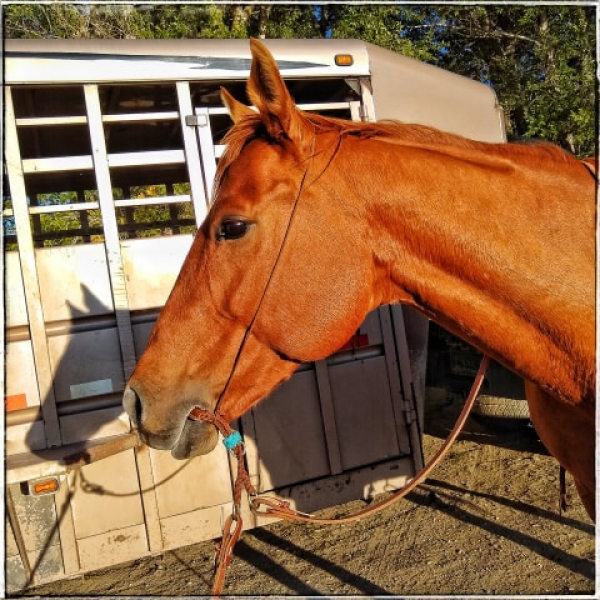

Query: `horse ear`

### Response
(247, 38, 307, 144)
(221, 87, 255, 123)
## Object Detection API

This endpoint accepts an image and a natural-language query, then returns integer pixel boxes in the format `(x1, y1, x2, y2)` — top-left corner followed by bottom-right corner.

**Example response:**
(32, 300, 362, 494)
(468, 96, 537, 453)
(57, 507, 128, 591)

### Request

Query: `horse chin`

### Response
(170, 418, 219, 459)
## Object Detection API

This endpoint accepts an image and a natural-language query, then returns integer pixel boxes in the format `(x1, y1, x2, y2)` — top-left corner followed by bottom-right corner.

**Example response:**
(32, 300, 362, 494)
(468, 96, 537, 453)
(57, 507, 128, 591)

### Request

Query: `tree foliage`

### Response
(425, 6, 597, 154)
(4, 3, 595, 154)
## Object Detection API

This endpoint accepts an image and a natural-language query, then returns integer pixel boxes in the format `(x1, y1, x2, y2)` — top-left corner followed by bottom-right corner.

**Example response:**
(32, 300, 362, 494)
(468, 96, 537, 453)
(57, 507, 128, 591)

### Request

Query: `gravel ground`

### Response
(17, 386, 596, 597)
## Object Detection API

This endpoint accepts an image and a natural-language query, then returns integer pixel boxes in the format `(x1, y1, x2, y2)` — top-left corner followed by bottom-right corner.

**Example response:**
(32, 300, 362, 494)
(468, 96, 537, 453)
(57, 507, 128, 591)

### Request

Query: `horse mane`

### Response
(215, 107, 575, 191)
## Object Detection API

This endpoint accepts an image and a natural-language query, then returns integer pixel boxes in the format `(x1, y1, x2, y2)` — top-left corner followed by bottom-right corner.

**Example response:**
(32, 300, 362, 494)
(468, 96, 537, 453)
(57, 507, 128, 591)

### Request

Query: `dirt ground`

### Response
(17, 386, 595, 597)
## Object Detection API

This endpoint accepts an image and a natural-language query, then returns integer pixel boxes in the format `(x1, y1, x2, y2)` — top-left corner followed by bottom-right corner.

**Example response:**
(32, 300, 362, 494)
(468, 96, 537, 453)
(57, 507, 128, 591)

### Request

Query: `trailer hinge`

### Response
(402, 383, 420, 426)
(185, 114, 208, 127)
(402, 398, 415, 425)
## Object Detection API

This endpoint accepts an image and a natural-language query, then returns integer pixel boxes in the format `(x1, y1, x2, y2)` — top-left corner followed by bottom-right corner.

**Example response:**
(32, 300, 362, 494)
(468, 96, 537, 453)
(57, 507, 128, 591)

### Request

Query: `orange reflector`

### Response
(29, 477, 60, 496)
(334, 54, 354, 67)
(5, 393, 27, 411)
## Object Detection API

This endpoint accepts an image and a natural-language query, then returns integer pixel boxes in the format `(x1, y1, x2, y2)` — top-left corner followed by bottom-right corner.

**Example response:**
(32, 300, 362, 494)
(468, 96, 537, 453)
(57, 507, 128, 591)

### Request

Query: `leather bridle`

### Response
(189, 148, 313, 428)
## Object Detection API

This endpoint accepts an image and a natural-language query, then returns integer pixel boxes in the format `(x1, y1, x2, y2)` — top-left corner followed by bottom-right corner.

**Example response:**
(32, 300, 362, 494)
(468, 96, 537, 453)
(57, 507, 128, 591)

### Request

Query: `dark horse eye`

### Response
(216, 218, 249, 241)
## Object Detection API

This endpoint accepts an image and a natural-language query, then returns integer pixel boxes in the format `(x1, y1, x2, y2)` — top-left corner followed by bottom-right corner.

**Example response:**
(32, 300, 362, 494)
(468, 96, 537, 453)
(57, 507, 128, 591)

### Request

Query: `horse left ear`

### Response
(247, 38, 309, 145)
(221, 87, 255, 123)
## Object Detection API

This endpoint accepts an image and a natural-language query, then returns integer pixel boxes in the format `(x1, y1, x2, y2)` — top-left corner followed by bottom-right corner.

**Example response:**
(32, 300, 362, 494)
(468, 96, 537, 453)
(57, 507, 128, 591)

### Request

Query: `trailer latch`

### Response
(185, 114, 208, 127)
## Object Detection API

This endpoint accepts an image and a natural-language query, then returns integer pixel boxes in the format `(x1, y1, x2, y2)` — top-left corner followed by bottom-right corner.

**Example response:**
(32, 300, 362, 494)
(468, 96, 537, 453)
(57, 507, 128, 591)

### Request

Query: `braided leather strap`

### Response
(188, 409, 255, 597)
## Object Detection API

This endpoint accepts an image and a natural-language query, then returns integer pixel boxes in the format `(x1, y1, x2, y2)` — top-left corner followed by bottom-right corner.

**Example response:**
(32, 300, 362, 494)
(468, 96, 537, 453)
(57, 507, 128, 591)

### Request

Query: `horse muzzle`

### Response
(122, 386, 219, 459)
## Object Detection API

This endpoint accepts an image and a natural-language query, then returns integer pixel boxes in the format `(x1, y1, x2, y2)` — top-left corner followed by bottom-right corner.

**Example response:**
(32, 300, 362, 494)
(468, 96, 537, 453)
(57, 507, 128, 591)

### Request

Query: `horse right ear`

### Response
(221, 87, 255, 123)
(246, 38, 309, 146)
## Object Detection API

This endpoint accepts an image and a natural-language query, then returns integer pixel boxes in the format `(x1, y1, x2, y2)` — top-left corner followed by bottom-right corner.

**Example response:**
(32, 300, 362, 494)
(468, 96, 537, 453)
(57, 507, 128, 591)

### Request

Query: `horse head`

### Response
(123, 40, 379, 458)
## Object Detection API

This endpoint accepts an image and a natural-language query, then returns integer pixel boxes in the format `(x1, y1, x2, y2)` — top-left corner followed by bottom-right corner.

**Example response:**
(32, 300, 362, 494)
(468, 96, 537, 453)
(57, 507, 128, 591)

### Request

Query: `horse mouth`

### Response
(123, 387, 219, 459)
(133, 409, 219, 459)
(169, 408, 219, 459)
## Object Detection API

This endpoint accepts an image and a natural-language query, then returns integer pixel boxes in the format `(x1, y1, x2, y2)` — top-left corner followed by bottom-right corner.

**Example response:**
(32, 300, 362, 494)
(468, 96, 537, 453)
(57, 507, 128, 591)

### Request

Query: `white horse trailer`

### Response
(4, 38, 506, 591)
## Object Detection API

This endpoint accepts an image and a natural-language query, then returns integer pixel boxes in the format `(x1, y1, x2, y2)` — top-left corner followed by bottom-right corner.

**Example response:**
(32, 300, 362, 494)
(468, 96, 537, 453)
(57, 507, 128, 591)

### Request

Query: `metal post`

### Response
(4, 86, 61, 447)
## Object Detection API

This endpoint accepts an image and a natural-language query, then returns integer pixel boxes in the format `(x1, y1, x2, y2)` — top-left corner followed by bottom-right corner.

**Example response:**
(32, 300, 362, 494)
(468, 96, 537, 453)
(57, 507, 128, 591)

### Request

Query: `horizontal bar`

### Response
(45, 314, 117, 338)
(326, 345, 384, 366)
(204, 101, 353, 116)
(6, 406, 42, 427)
(114, 194, 191, 208)
(17, 112, 180, 126)
(16, 116, 87, 126)
(298, 101, 356, 112)
(108, 149, 185, 167)
(5, 195, 191, 217)
(205, 106, 230, 116)
(22, 155, 93, 173)
(103, 111, 179, 123)
(22, 149, 186, 173)
(4, 201, 101, 217)
(56, 393, 123, 416)
(63, 432, 139, 471)
(6, 431, 137, 484)
(5, 325, 31, 342)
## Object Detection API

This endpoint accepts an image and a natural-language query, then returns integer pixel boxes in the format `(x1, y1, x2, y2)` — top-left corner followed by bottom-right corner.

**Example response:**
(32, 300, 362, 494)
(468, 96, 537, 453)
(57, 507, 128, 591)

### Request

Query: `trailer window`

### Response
(6, 76, 362, 249)
(188, 77, 362, 146)
(7, 83, 200, 247)
(99, 84, 183, 154)
(11, 86, 87, 119)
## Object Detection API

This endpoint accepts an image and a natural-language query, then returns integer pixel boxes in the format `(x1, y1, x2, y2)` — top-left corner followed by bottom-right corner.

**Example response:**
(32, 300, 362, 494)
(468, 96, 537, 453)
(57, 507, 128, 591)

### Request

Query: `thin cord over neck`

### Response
(210, 157, 313, 419)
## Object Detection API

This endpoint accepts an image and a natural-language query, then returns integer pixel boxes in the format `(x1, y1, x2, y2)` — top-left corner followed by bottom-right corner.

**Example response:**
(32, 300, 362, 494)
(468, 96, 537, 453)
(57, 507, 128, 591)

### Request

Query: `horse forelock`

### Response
(214, 113, 264, 190)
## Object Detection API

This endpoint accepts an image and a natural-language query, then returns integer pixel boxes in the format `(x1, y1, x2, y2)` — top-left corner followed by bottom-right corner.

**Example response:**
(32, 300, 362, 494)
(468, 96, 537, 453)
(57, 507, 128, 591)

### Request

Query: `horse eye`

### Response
(216, 219, 249, 241)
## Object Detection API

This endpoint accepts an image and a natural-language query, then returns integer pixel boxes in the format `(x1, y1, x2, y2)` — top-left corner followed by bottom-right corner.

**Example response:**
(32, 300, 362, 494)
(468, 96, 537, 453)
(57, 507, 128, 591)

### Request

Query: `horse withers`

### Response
(123, 39, 595, 520)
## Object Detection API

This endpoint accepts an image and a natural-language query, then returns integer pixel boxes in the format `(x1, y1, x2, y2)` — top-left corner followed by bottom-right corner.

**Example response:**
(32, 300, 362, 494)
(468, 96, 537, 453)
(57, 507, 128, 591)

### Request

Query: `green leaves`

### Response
(4, 4, 594, 156)
(429, 6, 595, 156)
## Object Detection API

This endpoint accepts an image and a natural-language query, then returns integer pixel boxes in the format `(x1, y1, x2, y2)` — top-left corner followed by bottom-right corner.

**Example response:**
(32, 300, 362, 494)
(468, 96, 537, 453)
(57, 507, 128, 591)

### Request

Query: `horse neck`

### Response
(338, 136, 595, 404)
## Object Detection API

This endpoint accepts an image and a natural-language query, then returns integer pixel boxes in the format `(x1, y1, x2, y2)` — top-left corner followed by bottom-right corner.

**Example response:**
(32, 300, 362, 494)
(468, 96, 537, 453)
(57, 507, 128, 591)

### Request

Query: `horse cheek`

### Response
(264, 243, 371, 361)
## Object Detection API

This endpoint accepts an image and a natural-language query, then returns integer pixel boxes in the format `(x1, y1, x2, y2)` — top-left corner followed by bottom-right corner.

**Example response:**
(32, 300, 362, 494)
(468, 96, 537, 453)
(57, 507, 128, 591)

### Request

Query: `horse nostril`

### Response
(123, 386, 143, 428)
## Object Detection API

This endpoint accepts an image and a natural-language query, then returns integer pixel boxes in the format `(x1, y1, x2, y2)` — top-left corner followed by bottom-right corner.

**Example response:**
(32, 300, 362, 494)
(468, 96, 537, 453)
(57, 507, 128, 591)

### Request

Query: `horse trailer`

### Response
(4, 38, 506, 591)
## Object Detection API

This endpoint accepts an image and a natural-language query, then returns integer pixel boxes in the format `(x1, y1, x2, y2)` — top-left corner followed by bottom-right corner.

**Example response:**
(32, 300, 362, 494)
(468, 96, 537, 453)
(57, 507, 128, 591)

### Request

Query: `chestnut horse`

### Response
(124, 40, 595, 520)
